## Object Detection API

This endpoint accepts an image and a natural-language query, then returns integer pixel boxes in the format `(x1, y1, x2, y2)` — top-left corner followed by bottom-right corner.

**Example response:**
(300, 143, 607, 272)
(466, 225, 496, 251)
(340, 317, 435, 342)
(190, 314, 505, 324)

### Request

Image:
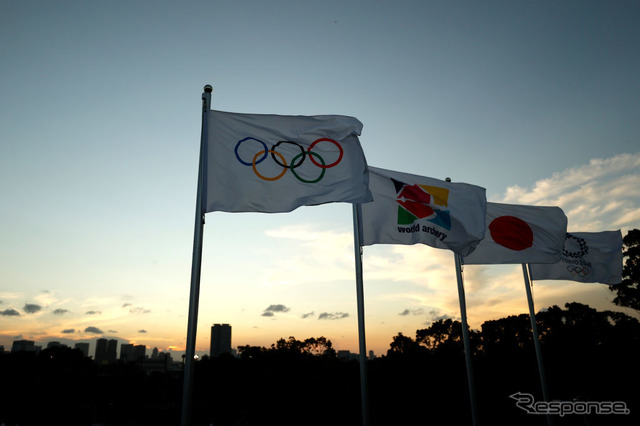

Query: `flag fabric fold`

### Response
(205, 110, 373, 213)
(463, 202, 568, 264)
(359, 166, 487, 256)
(529, 231, 623, 284)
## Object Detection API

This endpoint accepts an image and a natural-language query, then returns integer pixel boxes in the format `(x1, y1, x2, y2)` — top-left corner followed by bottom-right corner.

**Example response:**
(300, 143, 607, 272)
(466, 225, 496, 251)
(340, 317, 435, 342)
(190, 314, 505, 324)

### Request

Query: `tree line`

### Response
(1, 229, 638, 425)
(1, 301, 637, 426)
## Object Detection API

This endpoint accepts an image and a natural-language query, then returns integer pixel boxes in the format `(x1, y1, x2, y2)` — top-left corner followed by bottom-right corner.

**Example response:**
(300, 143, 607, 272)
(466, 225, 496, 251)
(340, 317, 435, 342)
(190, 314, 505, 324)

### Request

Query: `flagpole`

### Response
(180, 84, 212, 426)
(353, 203, 370, 426)
(522, 263, 553, 426)
(455, 254, 479, 426)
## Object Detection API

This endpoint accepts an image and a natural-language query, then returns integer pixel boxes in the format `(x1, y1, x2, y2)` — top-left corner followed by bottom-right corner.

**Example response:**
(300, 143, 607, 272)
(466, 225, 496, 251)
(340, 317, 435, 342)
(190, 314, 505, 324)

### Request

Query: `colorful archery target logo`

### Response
(392, 178, 451, 230)
(488, 216, 534, 251)
(234, 137, 343, 183)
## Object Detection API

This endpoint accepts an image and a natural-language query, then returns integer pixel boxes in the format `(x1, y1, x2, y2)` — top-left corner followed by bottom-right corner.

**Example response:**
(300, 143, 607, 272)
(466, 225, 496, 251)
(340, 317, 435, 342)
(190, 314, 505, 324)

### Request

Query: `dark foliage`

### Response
(610, 228, 640, 311)
(1, 305, 638, 425)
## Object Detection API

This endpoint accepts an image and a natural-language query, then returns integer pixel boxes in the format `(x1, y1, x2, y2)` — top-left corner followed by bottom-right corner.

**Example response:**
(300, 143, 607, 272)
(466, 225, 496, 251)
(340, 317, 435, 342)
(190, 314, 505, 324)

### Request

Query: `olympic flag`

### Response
(463, 202, 568, 265)
(529, 231, 623, 284)
(205, 110, 372, 213)
(358, 167, 487, 256)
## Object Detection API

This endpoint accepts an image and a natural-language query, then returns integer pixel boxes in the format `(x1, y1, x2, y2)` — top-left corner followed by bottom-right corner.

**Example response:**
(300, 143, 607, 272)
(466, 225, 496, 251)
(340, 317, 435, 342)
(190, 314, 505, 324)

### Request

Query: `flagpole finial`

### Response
(204, 84, 213, 93)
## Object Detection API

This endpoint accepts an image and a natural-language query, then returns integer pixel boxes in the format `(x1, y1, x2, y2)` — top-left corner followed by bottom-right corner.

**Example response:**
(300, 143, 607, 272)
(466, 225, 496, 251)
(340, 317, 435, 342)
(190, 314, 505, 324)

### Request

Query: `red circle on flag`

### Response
(489, 216, 533, 251)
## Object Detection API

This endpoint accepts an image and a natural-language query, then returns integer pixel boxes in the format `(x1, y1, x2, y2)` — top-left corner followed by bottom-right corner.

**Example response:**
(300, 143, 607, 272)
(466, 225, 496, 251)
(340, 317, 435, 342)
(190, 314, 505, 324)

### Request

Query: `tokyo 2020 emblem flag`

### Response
(205, 110, 372, 213)
(529, 231, 623, 285)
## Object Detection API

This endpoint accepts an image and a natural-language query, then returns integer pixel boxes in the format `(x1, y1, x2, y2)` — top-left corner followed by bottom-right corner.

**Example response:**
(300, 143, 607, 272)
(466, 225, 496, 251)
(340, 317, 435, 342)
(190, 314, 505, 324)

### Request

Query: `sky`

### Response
(1, 0, 639, 359)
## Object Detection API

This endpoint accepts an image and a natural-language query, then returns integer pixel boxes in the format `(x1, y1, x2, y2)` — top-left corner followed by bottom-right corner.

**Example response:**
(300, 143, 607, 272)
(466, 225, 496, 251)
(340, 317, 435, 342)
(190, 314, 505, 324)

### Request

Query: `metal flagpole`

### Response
(522, 263, 553, 426)
(352, 203, 370, 426)
(455, 253, 479, 426)
(180, 84, 212, 426)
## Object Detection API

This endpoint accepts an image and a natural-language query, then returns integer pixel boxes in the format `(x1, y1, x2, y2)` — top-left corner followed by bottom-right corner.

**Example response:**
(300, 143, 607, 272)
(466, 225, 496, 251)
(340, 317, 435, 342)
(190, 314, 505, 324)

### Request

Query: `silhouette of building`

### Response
(119, 343, 145, 362)
(11, 340, 39, 353)
(75, 342, 90, 357)
(107, 339, 117, 363)
(120, 343, 134, 361)
(95, 338, 108, 363)
(133, 344, 146, 361)
(337, 350, 357, 361)
(210, 323, 232, 357)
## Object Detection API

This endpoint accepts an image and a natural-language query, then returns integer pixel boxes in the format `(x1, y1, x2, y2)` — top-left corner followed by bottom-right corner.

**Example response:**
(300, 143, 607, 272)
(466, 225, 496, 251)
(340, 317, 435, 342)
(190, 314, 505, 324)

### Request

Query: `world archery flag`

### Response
(463, 202, 568, 265)
(529, 231, 623, 285)
(359, 167, 487, 256)
(205, 110, 373, 213)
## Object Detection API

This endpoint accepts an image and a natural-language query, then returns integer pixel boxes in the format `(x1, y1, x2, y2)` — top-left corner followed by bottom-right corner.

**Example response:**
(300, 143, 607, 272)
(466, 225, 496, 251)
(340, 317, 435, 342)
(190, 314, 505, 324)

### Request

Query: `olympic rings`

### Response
(235, 137, 268, 166)
(234, 137, 343, 183)
(291, 151, 326, 183)
(271, 141, 306, 169)
(308, 138, 343, 168)
(252, 150, 287, 181)
(567, 265, 590, 277)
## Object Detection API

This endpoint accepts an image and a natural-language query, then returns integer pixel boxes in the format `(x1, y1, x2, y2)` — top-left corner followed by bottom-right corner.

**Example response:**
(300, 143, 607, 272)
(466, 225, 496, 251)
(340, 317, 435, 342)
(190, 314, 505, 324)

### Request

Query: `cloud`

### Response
(129, 307, 151, 314)
(122, 303, 132, 308)
(53, 308, 69, 315)
(85, 310, 101, 315)
(23, 304, 42, 314)
(318, 312, 349, 320)
(138, 329, 147, 333)
(301, 311, 315, 319)
(262, 226, 355, 285)
(61, 329, 75, 334)
(398, 308, 425, 316)
(1, 309, 20, 316)
(501, 152, 640, 232)
(84, 326, 104, 334)
(427, 309, 456, 323)
(263, 304, 290, 315)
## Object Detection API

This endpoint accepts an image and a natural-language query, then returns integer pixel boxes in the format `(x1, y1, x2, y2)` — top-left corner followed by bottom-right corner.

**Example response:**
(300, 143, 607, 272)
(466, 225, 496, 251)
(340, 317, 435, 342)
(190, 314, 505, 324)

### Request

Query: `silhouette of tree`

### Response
(610, 228, 640, 311)
(481, 313, 533, 356)
(386, 332, 424, 357)
(237, 344, 267, 360)
(303, 336, 336, 357)
(416, 318, 481, 355)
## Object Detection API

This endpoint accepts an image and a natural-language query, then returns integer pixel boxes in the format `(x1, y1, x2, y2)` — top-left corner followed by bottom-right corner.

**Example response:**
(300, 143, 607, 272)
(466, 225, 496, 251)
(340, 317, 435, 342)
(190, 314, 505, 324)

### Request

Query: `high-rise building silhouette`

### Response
(106, 339, 117, 363)
(95, 338, 108, 363)
(11, 340, 37, 353)
(120, 343, 134, 361)
(95, 338, 118, 364)
(74, 342, 90, 357)
(210, 323, 232, 357)
(133, 344, 146, 361)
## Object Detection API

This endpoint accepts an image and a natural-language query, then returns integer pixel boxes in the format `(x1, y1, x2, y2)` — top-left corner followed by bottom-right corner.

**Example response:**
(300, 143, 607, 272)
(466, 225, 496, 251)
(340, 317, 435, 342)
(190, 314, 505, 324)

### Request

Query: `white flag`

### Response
(463, 202, 567, 264)
(529, 231, 623, 284)
(204, 110, 372, 213)
(359, 167, 487, 256)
